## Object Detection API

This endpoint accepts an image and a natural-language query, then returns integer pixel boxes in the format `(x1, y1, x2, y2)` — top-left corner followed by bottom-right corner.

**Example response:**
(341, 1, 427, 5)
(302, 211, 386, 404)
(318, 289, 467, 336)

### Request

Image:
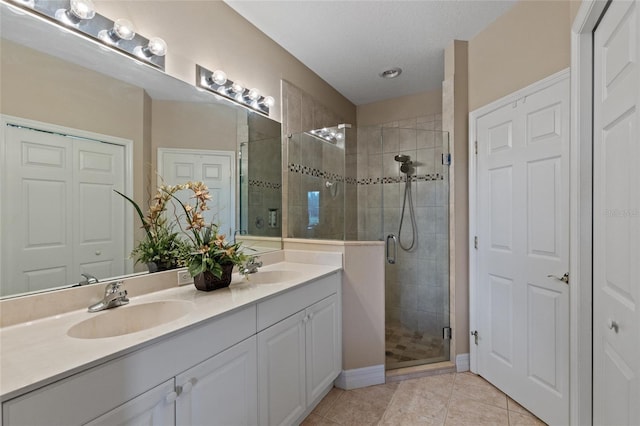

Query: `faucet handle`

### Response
(104, 280, 124, 295)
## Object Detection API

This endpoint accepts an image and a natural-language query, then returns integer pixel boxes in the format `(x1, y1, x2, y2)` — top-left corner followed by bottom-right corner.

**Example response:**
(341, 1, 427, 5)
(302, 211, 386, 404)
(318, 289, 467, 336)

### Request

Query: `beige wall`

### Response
(443, 40, 469, 358)
(151, 100, 239, 172)
(468, 0, 572, 111)
(0, 39, 147, 215)
(357, 89, 442, 126)
(94, 1, 356, 125)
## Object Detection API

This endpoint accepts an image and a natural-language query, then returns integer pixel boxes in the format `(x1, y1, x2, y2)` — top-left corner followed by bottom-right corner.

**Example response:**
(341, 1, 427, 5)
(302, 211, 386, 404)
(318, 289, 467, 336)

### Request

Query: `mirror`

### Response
(0, 3, 282, 298)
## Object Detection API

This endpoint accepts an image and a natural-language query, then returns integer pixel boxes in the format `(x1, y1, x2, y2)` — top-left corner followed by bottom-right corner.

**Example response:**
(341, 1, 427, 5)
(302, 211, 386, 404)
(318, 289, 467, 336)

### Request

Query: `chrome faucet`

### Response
(88, 281, 129, 313)
(78, 273, 99, 286)
(241, 256, 263, 275)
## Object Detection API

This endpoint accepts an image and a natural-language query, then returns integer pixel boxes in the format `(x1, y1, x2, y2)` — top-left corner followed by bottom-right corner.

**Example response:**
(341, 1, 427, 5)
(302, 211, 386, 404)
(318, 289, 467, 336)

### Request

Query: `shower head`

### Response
(394, 154, 411, 163)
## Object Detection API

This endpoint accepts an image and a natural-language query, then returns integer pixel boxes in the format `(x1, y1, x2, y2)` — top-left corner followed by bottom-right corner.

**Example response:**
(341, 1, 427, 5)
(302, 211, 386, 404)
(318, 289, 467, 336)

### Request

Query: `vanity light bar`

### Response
(6, 0, 167, 70)
(196, 65, 274, 116)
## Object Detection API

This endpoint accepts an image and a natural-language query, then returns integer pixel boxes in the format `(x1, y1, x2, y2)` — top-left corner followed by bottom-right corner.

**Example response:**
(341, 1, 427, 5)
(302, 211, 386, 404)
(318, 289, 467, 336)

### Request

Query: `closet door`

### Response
(474, 73, 570, 425)
(593, 1, 640, 424)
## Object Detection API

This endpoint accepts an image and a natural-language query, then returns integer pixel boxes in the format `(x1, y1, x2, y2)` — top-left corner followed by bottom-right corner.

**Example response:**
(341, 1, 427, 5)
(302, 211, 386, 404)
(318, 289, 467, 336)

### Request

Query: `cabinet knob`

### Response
(179, 380, 194, 395)
(165, 391, 178, 404)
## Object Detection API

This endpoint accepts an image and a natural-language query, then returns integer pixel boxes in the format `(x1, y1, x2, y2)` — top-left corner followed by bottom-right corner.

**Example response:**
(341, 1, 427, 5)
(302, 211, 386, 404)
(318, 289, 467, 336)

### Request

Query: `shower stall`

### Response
(359, 124, 450, 369)
(287, 121, 450, 370)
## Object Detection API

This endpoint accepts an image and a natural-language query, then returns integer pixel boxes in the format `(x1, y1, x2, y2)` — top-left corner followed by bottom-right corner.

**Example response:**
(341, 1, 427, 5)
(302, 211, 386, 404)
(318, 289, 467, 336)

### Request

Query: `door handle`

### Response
(386, 234, 397, 264)
(547, 272, 569, 285)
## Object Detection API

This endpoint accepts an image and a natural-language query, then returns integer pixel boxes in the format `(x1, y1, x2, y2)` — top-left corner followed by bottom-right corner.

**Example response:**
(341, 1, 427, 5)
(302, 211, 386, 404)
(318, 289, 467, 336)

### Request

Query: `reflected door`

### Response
(2, 125, 126, 295)
(159, 149, 234, 238)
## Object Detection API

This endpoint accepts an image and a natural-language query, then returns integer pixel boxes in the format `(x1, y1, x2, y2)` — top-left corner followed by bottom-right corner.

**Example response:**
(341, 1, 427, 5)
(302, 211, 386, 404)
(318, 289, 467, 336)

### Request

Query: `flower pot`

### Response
(146, 260, 175, 273)
(193, 263, 234, 291)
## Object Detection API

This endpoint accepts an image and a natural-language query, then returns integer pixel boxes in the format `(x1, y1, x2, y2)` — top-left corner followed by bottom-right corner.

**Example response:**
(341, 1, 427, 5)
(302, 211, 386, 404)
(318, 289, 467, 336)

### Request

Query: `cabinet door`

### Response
(85, 379, 176, 426)
(305, 294, 340, 405)
(175, 336, 257, 426)
(258, 311, 306, 426)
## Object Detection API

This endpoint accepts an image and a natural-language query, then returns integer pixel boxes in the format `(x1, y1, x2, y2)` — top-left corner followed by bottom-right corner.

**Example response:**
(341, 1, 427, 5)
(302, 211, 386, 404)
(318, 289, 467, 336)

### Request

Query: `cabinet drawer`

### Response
(257, 272, 340, 332)
(2, 305, 256, 426)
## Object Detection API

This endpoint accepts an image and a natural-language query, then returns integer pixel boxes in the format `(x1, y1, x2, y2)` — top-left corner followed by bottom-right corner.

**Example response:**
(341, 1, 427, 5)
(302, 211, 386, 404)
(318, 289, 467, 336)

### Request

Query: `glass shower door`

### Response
(382, 127, 450, 369)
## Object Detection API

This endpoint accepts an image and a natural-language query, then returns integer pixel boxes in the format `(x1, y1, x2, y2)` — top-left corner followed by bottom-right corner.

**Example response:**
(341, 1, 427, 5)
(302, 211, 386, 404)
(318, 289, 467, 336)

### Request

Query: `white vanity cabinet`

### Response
(257, 272, 342, 426)
(2, 306, 256, 426)
(1, 269, 342, 426)
(85, 379, 176, 426)
(175, 336, 258, 425)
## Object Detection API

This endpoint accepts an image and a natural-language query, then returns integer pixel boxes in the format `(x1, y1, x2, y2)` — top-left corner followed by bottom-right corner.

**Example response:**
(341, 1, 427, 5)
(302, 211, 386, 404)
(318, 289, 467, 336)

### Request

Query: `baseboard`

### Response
(456, 353, 470, 372)
(334, 364, 385, 390)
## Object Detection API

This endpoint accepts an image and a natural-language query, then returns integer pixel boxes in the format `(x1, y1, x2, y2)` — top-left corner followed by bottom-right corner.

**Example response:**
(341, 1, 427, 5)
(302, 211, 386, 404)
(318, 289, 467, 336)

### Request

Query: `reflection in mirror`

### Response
(0, 5, 282, 298)
(239, 114, 282, 241)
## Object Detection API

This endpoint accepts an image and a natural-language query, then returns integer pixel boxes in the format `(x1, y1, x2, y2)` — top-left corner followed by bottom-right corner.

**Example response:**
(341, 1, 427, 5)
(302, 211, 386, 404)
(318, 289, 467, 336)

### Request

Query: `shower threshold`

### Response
(385, 360, 456, 383)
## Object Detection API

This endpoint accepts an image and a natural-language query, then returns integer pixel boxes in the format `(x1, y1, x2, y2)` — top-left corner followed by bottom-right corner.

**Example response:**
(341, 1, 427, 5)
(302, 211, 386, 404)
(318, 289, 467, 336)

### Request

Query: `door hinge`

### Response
(443, 327, 452, 340)
(474, 141, 478, 155)
(474, 236, 478, 249)
(441, 153, 451, 166)
(471, 330, 479, 345)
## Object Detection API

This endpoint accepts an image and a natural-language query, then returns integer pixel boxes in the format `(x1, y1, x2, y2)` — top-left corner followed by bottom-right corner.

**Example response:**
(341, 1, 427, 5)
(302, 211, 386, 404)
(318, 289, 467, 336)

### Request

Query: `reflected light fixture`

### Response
(8, 0, 167, 70)
(305, 124, 350, 144)
(196, 64, 274, 116)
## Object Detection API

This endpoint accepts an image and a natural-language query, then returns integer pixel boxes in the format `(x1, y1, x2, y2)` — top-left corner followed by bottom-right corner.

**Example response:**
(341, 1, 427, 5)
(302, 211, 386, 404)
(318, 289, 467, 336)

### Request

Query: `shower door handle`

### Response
(386, 234, 397, 264)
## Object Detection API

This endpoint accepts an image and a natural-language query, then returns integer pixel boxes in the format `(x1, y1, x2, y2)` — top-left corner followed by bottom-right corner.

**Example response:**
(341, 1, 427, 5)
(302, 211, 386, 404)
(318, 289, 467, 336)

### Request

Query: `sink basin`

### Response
(246, 270, 302, 285)
(68, 300, 194, 339)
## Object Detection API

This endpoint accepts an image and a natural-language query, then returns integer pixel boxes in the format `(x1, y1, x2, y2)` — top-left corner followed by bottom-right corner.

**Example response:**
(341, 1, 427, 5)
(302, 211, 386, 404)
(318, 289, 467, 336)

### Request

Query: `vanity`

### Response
(0, 251, 342, 426)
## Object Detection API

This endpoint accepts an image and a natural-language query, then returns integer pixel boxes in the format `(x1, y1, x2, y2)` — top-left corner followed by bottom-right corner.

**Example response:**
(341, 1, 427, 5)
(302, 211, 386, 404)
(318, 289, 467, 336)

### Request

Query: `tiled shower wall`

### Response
(357, 114, 451, 363)
(282, 80, 357, 240)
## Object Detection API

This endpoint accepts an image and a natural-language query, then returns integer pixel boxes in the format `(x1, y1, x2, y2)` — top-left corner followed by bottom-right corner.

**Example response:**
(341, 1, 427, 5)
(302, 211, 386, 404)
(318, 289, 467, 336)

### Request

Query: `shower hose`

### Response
(398, 177, 417, 251)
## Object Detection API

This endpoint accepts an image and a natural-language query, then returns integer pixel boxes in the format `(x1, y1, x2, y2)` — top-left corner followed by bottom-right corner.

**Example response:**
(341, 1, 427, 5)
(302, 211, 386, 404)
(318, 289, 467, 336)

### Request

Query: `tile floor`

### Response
(301, 371, 546, 426)
(385, 324, 446, 369)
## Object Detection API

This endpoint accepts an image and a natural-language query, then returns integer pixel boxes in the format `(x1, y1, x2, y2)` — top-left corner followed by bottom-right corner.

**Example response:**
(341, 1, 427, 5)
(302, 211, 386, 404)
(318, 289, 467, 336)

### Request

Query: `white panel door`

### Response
(593, 1, 640, 424)
(159, 150, 234, 238)
(475, 75, 570, 425)
(3, 127, 73, 295)
(176, 336, 257, 426)
(74, 139, 125, 280)
(2, 125, 127, 296)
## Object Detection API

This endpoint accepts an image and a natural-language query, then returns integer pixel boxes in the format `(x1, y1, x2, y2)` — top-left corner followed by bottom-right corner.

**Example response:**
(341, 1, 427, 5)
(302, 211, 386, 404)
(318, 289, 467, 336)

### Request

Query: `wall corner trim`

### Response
(455, 353, 470, 372)
(334, 365, 385, 390)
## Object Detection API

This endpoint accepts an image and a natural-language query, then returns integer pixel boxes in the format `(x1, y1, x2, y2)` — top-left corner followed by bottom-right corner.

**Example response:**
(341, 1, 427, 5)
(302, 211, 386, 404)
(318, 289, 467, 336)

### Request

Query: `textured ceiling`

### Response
(224, 0, 517, 105)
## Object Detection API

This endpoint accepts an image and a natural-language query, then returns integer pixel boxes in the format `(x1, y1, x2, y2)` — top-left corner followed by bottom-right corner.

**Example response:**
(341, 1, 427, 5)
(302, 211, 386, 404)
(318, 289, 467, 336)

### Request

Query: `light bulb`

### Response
(212, 70, 227, 86)
(16, 0, 35, 8)
(263, 96, 275, 108)
(99, 18, 136, 43)
(231, 80, 244, 94)
(147, 37, 167, 56)
(248, 88, 261, 100)
(55, 0, 95, 25)
(113, 19, 136, 40)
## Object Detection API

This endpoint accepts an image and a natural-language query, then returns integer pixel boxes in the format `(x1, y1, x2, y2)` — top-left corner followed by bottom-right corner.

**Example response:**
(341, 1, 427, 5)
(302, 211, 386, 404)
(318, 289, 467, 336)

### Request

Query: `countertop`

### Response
(0, 261, 341, 401)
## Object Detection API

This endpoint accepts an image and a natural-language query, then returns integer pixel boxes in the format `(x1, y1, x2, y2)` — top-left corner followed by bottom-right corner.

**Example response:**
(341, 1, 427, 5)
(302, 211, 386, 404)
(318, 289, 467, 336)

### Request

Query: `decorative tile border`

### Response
(248, 179, 282, 190)
(288, 162, 444, 186)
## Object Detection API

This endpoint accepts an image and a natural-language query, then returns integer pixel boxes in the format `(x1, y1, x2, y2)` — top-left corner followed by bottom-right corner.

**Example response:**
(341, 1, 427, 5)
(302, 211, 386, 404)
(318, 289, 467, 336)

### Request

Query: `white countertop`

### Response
(0, 261, 341, 401)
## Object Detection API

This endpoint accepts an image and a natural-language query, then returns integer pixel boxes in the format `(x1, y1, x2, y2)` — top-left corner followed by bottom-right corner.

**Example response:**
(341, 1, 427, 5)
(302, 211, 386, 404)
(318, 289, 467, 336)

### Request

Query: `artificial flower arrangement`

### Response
(115, 185, 190, 272)
(116, 181, 247, 291)
(169, 181, 248, 291)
